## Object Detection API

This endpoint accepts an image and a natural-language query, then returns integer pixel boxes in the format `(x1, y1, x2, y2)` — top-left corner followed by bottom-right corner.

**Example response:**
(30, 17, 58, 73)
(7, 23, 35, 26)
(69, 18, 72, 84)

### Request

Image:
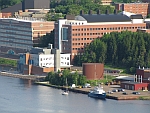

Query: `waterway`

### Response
(0, 75, 150, 113)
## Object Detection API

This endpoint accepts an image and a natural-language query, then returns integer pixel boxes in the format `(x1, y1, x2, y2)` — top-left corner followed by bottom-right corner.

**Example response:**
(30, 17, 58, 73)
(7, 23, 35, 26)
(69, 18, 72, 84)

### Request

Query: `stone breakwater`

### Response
(0, 72, 45, 81)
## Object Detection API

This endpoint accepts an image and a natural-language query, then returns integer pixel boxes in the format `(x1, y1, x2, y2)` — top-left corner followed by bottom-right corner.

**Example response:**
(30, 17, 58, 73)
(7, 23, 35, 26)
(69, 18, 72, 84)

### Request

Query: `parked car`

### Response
(122, 92, 128, 95)
(83, 83, 91, 88)
(112, 89, 118, 92)
(132, 92, 140, 95)
(107, 91, 113, 94)
(118, 88, 125, 92)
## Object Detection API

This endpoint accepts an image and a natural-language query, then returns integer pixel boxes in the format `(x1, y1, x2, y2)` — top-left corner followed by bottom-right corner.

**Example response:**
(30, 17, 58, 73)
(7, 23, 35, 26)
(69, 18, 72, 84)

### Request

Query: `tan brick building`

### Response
(0, 18, 54, 54)
(115, 3, 150, 17)
(101, 0, 113, 5)
(54, 11, 147, 63)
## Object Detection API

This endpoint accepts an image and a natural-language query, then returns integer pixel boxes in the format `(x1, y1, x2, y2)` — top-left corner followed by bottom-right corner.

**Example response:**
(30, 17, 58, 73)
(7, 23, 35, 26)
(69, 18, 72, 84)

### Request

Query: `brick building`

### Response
(54, 10, 147, 62)
(0, 13, 12, 18)
(121, 67, 150, 91)
(115, 3, 150, 17)
(0, 18, 54, 54)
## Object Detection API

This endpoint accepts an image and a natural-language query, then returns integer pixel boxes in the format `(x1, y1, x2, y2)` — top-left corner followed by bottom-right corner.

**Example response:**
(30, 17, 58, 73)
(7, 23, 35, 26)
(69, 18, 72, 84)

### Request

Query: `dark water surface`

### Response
(0, 75, 150, 113)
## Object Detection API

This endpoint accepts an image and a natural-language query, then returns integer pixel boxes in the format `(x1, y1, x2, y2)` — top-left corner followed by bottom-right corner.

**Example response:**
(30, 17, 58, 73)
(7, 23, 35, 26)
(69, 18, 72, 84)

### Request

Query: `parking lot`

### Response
(103, 85, 150, 97)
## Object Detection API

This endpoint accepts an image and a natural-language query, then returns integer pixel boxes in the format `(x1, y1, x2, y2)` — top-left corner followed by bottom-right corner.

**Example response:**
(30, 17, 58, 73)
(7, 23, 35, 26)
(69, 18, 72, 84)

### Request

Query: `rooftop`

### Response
(121, 81, 148, 85)
(0, 17, 46, 23)
(76, 14, 131, 23)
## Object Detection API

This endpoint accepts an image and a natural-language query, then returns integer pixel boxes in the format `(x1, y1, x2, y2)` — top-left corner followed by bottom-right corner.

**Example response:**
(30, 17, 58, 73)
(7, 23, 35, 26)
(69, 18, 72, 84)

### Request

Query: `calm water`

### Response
(0, 75, 150, 113)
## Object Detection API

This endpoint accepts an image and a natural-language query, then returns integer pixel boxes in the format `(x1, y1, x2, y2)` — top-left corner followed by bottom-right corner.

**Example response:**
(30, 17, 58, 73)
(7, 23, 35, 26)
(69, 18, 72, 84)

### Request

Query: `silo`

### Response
(83, 63, 104, 80)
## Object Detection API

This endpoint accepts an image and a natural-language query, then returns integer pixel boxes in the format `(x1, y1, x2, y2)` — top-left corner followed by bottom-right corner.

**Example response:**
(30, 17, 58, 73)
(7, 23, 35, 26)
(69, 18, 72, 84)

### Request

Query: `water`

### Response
(0, 75, 150, 113)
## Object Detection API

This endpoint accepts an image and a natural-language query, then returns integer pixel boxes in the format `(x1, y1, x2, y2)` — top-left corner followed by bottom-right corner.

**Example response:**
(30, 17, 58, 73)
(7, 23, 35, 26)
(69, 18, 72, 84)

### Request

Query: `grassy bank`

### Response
(0, 58, 17, 67)
(138, 96, 150, 100)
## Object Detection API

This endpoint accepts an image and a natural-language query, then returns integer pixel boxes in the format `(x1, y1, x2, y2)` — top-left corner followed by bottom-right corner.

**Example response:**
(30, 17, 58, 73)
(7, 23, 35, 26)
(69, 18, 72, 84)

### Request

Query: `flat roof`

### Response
(121, 81, 148, 85)
(76, 14, 131, 23)
(0, 18, 46, 23)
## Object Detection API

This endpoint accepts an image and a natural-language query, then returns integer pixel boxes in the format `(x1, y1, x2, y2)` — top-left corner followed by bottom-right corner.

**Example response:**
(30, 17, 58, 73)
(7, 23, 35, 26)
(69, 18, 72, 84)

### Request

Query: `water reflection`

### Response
(19, 79, 33, 88)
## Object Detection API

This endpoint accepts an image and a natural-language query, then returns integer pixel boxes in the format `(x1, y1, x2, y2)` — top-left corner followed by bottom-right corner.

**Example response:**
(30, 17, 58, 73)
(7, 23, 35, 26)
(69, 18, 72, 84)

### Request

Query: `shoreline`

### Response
(0, 72, 150, 100)
(34, 82, 150, 100)
(0, 71, 45, 81)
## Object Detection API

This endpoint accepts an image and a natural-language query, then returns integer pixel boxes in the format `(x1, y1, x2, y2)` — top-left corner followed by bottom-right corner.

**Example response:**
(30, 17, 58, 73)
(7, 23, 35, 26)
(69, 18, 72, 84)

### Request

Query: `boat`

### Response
(88, 85, 106, 99)
(62, 78, 69, 95)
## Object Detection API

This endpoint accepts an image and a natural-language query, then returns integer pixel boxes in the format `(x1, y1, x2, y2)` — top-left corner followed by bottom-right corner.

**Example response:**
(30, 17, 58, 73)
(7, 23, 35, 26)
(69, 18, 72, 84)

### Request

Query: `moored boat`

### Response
(88, 85, 106, 99)
(62, 78, 69, 95)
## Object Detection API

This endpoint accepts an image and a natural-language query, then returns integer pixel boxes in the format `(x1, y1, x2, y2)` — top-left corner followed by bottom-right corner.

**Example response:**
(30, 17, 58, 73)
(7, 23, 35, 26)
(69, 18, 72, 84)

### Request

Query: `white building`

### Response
(18, 46, 71, 75)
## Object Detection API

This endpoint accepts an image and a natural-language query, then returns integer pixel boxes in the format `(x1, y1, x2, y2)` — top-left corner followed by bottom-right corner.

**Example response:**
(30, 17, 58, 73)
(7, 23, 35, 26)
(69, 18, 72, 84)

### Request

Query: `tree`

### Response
(38, 30, 55, 48)
(76, 31, 150, 73)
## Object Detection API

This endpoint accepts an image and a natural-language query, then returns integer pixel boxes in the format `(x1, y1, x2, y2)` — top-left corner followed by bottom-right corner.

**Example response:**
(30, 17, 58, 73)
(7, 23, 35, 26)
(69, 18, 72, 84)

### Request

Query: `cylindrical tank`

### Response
(83, 63, 104, 80)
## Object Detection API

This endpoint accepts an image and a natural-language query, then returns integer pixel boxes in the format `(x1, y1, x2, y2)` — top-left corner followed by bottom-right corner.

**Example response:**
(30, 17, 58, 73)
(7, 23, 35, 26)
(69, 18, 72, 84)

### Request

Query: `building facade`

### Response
(54, 11, 147, 62)
(82, 63, 104, 80)
(115, 3, 150, 17)
(101, 0, 113, 5)
(0, 18, 54, 54)
(121, 67, 150, 91)
(18, 46, 71, 75)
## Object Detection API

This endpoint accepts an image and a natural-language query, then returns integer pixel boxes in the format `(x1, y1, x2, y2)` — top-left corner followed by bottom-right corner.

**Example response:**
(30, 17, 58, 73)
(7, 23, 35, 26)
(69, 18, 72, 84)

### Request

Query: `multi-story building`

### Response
(18, 45, 71, 75)
(1, 0, 50, 14)
(54, 10, 147, 63)
(101, 0, 113, 5)
(0, 13, 12, 18)
(0, 18, 54, 54)
(115, 3, 150, 17)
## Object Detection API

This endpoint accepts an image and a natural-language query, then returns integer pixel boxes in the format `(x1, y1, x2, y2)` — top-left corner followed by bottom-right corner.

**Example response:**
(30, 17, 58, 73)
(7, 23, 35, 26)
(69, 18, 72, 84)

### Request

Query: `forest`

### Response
(0, 0, 22, 9)
(74, 31, 150, 74)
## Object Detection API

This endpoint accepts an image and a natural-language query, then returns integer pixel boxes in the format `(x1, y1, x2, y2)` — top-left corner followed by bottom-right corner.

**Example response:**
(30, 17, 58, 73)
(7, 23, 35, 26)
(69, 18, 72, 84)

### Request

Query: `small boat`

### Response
(62, 90, 69, 95)
(88, 85, 106, 99)
(62, 78, 69, 95)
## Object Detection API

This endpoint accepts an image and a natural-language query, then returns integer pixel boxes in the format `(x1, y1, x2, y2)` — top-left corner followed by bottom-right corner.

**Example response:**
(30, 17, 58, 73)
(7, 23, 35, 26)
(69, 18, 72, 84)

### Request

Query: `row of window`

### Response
(61, 62, 70, 65)
(0, 24, 31, 31)
(73, 38, 94, 41)
(0, 29, 32, 36)
(72, 32, 107, 36)
(0, 41, 32, 49)
(72, 48, 84, 50)
(73, 43, 89, 46)
(72, 26, 146, 31)
(40, 62, 70, 67)
(0, 32, 32, 40)
(0, 38, 32, 44)
(40, 57, 70, 61)
(40, 57, 54, 61)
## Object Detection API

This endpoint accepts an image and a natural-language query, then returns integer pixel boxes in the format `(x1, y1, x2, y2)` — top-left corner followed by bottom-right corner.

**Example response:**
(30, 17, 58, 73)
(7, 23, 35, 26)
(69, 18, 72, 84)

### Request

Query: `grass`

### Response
(138, 96, 150, 100)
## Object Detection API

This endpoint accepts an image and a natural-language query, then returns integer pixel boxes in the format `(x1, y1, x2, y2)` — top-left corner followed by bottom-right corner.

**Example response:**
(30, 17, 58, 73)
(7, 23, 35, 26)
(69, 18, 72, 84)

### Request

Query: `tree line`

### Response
(45, 69, 86, 86)
(45, 0, 115, 21)
(0, 0, 22, 10)
(74, 31, 150, 73)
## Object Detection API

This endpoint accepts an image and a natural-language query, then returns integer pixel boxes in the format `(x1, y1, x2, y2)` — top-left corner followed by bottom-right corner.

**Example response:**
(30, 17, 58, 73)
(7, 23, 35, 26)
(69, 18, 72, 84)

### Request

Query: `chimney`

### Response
(88, 10, 92, 15)
(97, 10, 101, 15)
(105, 10, 109, 15)
(114, 9, 118, 14)
(80, 10, 84, 15)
